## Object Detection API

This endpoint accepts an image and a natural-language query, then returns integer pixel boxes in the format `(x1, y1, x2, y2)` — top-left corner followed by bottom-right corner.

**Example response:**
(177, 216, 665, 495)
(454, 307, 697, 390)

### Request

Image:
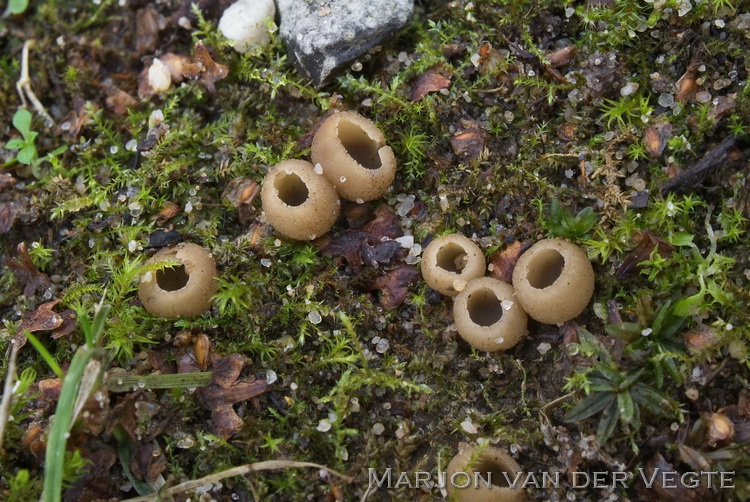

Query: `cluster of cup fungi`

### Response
(136, 110, 596, 501)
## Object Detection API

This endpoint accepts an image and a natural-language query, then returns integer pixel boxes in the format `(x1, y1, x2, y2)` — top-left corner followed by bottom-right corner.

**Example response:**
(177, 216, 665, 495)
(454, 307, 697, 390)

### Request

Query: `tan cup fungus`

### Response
(446, 444, 527, 502)
(138, 243, 218, 318)
(310, 110, 397, 202)
(453, 277, 528, 352)
(421, 234, 485, 296)
(512, 238, 594, 324)
(260, 159, 340, 240)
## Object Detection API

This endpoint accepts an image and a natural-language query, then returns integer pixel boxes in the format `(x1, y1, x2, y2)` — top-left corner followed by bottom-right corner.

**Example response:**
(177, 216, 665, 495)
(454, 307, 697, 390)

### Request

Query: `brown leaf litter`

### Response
(6, 242, 51, 298)
(198, 354, 273, 439)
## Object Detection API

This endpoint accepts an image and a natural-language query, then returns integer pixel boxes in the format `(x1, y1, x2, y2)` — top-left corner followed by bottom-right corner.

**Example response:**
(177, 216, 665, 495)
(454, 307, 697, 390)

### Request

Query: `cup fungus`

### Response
(138, 243, 218, 318)
(421, 234, 486, 296)
(260, 159, 341, 241)
(310, 110, 397, 202)
(512, 238, 594, 324)
(446, 444, 527, 502)
(453, 277, 528, 352)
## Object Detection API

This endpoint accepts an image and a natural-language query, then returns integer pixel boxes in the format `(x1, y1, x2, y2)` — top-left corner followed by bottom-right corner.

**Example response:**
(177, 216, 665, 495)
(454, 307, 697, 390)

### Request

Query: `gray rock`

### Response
(277, 0, 413, 86)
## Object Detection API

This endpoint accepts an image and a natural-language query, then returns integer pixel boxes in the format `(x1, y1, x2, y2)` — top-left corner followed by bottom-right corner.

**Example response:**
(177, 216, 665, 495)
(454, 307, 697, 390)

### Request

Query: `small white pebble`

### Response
(147, 58, 172, 94)
(372, 423, 385, 435)
(641, 328, 653, 337)
(620, 82, 639, 97)
(395, 235, 414, 249)
(461, 418, 478, 434)
(452, 279, 467, 292)
(260, 258, 272, 267)
(128, 240, 138, 253)
(537, 342, 552, 355)
(265, 370, 277, 385)
(307, 310, 322, 325)
(501, 299, 514, 310)
(375, 338, 390, 353)
(313, 163, 323, 174)
(317, 419, 332, 432)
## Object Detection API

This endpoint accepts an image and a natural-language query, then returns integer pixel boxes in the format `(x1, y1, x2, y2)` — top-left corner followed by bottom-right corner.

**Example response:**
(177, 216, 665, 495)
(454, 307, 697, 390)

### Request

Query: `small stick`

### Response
(661, 136, 736, 194)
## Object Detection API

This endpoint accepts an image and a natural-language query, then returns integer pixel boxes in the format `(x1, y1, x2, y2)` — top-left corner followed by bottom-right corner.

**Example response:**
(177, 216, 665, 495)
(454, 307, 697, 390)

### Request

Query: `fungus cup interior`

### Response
(337, 119, 382, 170)
(436, 243, 469, 273)
(470, 458, 512, 488)
(467, 288, 504, 326)
(526, 249, 565, 289)
(274, 172, 309, 206)
(156, 264, 190, 291)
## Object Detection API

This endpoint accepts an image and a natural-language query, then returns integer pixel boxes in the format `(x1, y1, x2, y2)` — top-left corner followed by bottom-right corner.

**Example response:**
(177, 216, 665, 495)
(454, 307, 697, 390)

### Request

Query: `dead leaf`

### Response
(194, 41, 228, 94)
(362, 205, 403, 240)
(635, 453, 715, 502)
(160, 52, 202, 82)
(156, 201, 180, 224)
(17, 300, 64, 338)
(130, 442, 166, 483)
(411, 66, 452, 101)
(6, 243, 51, 298)
(198, 354, 273, 439)
(676, 69, 697, 102)
(322, 229, 369, 273)
(39, 378, 63, 403)
(616, 231, 674, 279)
(362, 240, 401, 267)
(63, 444, 119, 502)
(451, 119, 487, 159)
(0, 202, 15, 233)
(105, 87, 138, 116)
(0, 172, 15, 190)
(683, 324, 719, 354)
(193, 333, 211, 370)
(135, 6, 162, 55)
(368, 265, 420, 310)
(488, 241, 532, 283)
(557, 122, 576, 142)
(106, 392, 142, 441)
(644, 121, 672, 157)
(547, 46, 576, 68)
(739, 390, 750, 418)
(710, 95, 736, 121)
(55, 99, 92, 141)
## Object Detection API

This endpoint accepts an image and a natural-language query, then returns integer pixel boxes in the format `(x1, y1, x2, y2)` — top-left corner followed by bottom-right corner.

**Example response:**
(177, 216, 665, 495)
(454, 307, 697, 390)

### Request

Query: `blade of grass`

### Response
(0, 337, 21, 452)
(105, 372, 214, 392)
(24, 332, 64, 380)
(120, 460, 354, 502)
(42, 346, 105, 502)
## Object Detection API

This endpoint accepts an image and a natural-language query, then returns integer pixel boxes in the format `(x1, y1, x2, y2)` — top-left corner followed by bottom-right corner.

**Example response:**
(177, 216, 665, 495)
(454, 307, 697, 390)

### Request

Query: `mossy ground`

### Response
(1, 0, 749, 500)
